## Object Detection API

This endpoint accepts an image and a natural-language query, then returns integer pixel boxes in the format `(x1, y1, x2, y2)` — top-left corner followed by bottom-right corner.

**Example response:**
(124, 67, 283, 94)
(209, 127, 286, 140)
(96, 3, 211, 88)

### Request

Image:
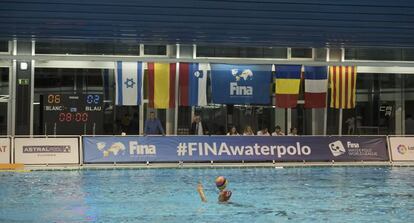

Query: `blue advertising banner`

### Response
(210, 64, 272, 104)
(83, 136, 389, 163)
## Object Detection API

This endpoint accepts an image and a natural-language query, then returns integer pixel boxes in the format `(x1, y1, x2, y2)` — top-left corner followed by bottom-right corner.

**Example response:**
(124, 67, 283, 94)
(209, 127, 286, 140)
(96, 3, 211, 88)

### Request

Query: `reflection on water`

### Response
(0, 167, 413, 222)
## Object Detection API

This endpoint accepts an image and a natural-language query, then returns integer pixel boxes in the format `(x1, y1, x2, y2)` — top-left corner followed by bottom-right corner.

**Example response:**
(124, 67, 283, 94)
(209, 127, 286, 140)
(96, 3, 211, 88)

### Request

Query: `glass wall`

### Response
(333, 73, 403, 135)
(0, 67, 9, 135)
(29, 68, 414, 136)
(345, 48, 414, 61)
(36, 41, 140, 55)
(403, 74, 414, 134)
(197, 46, 288, 58)
(4, 41, 414, 136)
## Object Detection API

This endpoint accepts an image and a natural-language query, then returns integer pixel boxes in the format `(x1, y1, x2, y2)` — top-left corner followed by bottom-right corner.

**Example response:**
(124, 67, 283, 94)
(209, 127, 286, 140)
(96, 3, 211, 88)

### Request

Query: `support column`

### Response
(15, 40, 33, 135)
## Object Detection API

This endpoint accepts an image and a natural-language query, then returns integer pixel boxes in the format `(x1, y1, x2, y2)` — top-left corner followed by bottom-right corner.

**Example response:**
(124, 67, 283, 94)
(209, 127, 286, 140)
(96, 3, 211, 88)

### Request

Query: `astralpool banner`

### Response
(389, 137, 414, 161)
(210, 64, 272, 104)
(0, 137, 10, 163)
(14, 137, 79, 164)
(83, 136, 388, 163)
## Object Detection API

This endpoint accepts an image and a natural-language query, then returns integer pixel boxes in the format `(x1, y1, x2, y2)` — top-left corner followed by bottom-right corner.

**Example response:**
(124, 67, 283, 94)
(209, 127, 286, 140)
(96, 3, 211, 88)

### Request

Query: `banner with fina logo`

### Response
(210, 64, 272, 104)
(82, 136, 389, 163)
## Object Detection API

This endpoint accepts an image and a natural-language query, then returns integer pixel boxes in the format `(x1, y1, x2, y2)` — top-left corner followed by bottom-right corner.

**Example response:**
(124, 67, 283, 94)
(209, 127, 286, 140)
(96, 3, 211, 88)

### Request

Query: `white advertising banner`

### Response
(14, 138, 79, 164)
(0, 138, 10, 163)
(389, 137, 414, 161)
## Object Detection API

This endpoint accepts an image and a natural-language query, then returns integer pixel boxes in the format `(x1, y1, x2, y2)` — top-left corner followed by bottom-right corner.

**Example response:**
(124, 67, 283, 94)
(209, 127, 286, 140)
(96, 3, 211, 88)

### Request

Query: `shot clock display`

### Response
(43, 93, 103, 135)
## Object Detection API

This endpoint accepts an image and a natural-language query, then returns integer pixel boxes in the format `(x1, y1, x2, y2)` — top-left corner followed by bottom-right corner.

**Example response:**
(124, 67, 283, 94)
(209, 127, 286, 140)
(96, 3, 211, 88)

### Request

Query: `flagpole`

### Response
(174, 44, 180, 135)
(339, 108, 343, 135)
(324, 60, 329, 136)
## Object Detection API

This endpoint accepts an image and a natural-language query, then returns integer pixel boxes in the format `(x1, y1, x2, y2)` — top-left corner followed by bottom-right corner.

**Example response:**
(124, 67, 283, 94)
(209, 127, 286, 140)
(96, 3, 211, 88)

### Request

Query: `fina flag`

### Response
(179, 63, 209, 106)
(115, 61, 143, 106)
(211, 64, 272, 104)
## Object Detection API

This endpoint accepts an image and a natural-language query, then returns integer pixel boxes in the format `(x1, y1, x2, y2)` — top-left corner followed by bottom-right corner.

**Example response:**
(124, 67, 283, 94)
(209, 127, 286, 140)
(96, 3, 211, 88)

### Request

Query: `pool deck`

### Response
(18, 161, 414, 171)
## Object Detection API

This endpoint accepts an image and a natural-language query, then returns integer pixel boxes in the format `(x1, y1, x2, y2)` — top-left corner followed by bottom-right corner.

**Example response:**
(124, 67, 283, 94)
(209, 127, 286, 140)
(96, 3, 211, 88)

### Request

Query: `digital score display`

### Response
(43, 93, 103, 134)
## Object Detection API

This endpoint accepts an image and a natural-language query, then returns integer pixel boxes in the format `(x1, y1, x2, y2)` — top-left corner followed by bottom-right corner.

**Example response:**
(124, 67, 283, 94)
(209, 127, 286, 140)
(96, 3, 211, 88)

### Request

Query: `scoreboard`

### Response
(43, 93, 103, 135)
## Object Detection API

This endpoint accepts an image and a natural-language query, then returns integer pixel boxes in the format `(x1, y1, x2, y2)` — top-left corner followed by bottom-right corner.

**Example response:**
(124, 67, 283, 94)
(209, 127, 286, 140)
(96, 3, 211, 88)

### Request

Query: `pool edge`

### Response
(16, 161, 414, 171)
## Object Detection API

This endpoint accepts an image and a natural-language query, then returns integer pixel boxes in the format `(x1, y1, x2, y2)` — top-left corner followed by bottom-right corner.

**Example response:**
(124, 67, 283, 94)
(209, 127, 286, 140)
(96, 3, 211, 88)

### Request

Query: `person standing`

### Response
(144, 111, 165, 135)
(345, 117, 355, 135)
(190, 115, 209, 135)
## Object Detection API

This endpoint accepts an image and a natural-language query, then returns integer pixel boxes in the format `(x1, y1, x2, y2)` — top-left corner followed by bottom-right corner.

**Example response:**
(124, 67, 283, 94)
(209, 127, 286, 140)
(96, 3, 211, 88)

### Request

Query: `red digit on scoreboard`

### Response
(66, 113, 72, 122)
(82, 113, 88, 122)
(75, 113, 82, 122)
(59, 113, 65, 122)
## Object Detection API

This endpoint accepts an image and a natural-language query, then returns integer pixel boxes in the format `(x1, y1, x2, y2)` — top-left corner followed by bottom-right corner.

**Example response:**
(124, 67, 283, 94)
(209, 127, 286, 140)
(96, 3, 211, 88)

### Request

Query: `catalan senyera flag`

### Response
(304, 66, 328, 108)
(275, 65, 302, 108)
(329, 66, 357, 109)
(179, 63, 209, 106)
(148, 62, 176, 109)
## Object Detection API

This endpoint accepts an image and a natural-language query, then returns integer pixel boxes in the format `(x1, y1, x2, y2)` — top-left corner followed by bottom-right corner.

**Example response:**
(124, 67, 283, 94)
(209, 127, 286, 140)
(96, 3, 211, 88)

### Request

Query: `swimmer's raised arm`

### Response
(197, 182, 207, 202)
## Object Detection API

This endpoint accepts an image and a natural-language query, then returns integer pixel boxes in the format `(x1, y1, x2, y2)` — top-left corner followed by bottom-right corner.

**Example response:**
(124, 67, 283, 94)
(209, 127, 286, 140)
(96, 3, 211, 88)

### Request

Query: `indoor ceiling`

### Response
(1, 0, 414, 48)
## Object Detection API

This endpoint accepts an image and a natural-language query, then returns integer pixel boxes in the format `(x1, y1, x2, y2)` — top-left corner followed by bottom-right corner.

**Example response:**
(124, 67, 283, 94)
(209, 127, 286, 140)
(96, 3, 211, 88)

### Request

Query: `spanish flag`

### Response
(148, 63, 176, 108)
(275, 65, 302, 108)
(329, 66, 357, 109)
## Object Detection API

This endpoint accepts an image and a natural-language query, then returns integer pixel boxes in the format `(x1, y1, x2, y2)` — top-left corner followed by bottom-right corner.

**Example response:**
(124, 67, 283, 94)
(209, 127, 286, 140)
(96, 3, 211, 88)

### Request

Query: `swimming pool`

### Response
(0, 167, 413, 222)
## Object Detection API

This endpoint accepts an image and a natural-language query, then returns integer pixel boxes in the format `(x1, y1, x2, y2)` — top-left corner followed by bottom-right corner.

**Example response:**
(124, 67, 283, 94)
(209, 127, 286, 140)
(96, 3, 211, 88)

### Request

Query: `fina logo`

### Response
(230, 69, 254, 96)
(97, 142, 126, 157)
(96, 141, 156, 157)
(328, 140, 346, 157)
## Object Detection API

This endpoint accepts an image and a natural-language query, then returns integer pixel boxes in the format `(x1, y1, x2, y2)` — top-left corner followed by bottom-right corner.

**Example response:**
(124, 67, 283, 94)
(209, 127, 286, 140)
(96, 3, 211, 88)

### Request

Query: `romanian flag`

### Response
(147, 62, 176, 109)
(275, 65, 302, 108)
(329, 66, 357, 109)
(304, 66, 328, 108)
(179, 63, 209, 106)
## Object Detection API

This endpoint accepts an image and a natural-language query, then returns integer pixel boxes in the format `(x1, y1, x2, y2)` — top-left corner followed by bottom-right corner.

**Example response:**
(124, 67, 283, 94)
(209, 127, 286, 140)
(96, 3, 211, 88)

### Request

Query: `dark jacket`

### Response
(190, 121, 209, 135)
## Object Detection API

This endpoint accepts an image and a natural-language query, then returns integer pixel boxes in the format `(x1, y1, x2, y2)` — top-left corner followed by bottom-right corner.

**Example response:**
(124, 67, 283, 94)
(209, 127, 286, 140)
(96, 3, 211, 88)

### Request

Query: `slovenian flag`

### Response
(304, 66, 328, 108)
(115, 61, 143, 106)
(179, 63, 209, 106)
(275, 65, 302, 108)
(147, 62, 176, 109)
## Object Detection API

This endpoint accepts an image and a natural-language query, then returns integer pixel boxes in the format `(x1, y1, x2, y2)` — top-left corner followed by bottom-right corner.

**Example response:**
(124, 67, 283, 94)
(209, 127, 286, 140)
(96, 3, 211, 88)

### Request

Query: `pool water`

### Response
(0, 167, 413, 222)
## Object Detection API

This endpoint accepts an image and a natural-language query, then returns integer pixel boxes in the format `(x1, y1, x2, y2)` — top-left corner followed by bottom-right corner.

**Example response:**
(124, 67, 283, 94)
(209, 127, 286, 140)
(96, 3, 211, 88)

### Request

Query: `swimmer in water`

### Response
(197, 176, 232, 203)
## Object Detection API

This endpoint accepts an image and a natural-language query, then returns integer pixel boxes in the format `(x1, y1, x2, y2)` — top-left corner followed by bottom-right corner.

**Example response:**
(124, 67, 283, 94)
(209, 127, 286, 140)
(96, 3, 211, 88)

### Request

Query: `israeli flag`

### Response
(115, 61, 143, 106)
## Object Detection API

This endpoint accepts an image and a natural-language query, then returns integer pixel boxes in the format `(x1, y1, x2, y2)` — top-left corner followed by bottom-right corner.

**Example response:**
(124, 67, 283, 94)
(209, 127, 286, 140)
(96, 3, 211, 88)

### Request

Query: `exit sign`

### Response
(18, 79, 29, 85)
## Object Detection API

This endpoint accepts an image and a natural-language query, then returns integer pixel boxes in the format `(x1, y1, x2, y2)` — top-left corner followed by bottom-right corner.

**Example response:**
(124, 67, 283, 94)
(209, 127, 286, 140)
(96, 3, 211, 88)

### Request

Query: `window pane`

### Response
(353, 73, 401, 135)
(0, 41, 8, 52)
(0, 68, 9, 95)
(345, 48, 403, 61)
(195, 106, 227, 135)
(197, 46, 287, 58)
(402, 49, 414, 61)
(36, 41, 140, 55)
(144, 45, 167, 55)
(177, 106, 191, 135)
(404, 74, 414, 134)
(291, 48, 313, 58)
(0, 103, 7, 135)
